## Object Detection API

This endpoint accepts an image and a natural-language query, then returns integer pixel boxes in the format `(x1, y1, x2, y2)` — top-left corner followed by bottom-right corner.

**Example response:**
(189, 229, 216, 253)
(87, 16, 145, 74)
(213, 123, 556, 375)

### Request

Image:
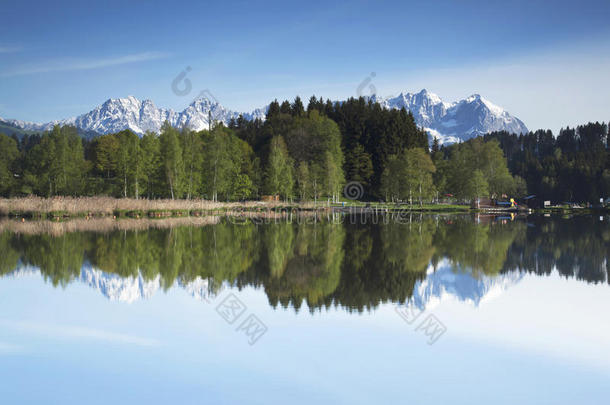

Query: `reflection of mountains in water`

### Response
(10, 261, 523, 309)
(10, 264, 217, 304)
(409, 260, 524, 310)
(3, 215, 606, 310)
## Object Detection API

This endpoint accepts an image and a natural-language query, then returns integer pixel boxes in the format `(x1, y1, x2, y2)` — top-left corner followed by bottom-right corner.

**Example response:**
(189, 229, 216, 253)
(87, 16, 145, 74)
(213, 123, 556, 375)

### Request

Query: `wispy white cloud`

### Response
(0, 45, 21, 54)
(0, 320, 161, 347)
(0, 341, 24, 355)
(1, 51, 170, 77)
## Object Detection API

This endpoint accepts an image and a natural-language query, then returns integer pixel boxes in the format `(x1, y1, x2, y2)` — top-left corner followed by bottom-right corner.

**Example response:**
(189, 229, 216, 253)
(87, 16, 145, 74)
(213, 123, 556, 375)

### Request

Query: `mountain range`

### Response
(372, 90, 528, 144)
(0, 90, 528, 144)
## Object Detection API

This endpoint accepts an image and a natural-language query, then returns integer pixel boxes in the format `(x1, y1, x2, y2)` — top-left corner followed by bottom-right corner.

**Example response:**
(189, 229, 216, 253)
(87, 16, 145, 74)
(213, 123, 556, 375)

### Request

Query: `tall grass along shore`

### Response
(0, 196, 317, 218)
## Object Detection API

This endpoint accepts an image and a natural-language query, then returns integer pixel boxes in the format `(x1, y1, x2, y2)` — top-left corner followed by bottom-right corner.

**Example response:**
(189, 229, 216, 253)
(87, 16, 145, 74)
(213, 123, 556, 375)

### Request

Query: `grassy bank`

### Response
(12, 197, 600, 219)
(0, 196, 321, 219)
(0, 197, 475, 218)
(331, 201, 470, 212)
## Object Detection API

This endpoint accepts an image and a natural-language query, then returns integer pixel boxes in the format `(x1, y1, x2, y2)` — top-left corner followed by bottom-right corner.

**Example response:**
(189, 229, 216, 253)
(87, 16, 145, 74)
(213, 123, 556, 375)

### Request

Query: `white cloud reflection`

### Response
(0, 320, 160, 347)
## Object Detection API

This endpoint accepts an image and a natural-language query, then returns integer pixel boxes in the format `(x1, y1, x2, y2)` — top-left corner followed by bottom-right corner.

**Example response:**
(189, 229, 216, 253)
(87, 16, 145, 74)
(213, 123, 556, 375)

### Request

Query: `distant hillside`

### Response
(0, 119, 39, 138)
(0, 119, 100, 139)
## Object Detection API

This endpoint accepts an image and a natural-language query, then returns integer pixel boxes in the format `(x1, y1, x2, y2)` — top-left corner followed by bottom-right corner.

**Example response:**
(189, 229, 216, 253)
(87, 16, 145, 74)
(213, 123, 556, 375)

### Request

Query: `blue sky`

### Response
(1, 0, 610, 132)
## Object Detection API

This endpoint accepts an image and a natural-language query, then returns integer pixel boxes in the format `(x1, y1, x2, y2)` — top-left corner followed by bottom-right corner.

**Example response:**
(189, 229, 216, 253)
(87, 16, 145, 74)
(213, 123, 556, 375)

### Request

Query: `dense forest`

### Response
(482, 124, 609, 202)
(0, 96, 608, 203)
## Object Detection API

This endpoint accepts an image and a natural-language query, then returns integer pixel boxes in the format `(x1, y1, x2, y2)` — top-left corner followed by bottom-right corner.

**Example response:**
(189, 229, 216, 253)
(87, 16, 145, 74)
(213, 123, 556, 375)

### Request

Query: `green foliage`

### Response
(264, 136, 294, 199)
(380, 148, 435, 204)
(20, 125, 87, 196)
(0, 133, 19, 196)
(159, 123, 185, 199)
(181, 128, 203, 199)
(277, 110, 345, 201)
(325, 97, 428, 197)
(467, 169, 489, 200)
(345, 143, 374, 188)
(484, 123, 609, 202)
(201, 125, 256, 201)
(434, 216, 523, 276)
(232, 96, 425, 200)
(404, 148, 436, 205)
(116, 130, 141, 198)
(440, 138, 518, 201)
(296, 161, 312, 200)
(139, 132, 162, 198)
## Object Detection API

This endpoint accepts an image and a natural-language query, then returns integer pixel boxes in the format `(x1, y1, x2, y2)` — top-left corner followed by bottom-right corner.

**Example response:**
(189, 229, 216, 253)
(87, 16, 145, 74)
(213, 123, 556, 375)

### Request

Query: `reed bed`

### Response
(0, 216, 221, 236)
(0, 196, 318, 217)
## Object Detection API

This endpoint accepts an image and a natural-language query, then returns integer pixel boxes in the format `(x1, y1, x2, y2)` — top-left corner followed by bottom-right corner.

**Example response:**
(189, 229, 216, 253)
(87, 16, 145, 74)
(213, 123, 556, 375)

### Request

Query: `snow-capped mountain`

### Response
(372, 89, 451, 127)
(3, 96, 267, 136)
(2, 90, 527, 144)
(374, 89, 528, 144)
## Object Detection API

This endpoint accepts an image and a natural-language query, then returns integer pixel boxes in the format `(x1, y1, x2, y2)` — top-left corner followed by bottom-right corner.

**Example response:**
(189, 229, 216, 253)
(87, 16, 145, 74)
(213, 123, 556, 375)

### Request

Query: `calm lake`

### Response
(1, 213, 608, 404)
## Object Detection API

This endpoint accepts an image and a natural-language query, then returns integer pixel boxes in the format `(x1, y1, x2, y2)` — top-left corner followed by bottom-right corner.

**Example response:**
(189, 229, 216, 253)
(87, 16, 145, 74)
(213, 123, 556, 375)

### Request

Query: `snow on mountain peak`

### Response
(379, 90, 527, 144)
(417, 88, 443, 104)
(4, 90, 527, 145)
(479, 96, 505, 116)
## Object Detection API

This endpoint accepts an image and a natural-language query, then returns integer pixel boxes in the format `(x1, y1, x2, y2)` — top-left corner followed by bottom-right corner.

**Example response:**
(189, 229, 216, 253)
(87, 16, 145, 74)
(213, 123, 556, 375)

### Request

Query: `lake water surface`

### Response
(1, 213, 608, 404)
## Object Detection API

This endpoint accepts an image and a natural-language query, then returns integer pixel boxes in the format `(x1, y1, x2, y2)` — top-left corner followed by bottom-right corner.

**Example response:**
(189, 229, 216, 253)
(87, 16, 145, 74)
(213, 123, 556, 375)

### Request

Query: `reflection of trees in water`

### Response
(10, 232, 87, 287)
(502, 216, 609, 284)
(0, 215, 607, 310)
(259, 223, 345, 310)
(433, 217, 525, 277)
(328, 220, 435, 312)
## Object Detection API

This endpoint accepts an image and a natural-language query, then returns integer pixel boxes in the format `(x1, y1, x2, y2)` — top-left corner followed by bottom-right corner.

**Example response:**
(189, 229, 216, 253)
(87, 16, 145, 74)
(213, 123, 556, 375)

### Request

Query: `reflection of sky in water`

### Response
(1, 265, 609, 404)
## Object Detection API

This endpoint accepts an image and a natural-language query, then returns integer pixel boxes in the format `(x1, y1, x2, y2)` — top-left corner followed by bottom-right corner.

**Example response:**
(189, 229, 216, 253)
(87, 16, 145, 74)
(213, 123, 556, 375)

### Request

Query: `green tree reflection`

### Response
(0, 214, 607, 310)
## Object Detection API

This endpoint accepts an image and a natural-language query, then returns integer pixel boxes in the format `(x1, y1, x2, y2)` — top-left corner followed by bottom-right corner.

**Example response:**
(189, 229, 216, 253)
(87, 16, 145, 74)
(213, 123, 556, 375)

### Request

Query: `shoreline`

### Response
(0, 197, 471, 218)
(0, 197, 605, 219)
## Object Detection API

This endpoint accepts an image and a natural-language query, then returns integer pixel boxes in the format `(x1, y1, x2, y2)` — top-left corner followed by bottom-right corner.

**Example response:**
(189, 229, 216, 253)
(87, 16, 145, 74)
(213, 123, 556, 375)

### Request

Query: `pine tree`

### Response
(345, 143, 374, 188)
(279, 100, 292, 115)
(266, 100, 280, 120)
(180, 127, 203, 199)
(292, 96, 305, 117)
(307, 95, 321, 113)
(139, 132, 161, 198)
(0, 133, 19, 196)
